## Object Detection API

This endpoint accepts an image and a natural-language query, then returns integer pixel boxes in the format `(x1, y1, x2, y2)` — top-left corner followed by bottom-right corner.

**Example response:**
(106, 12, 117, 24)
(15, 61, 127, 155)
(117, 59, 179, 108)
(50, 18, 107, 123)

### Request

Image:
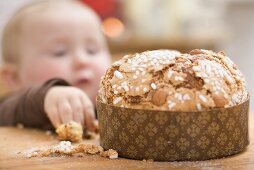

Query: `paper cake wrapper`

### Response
(96, 98, 249, 161)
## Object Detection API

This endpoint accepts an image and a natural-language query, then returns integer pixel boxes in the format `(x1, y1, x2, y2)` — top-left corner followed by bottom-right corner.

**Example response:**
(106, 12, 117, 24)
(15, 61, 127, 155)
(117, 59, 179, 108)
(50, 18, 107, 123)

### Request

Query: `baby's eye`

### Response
(86, 45, 99, 56)
(52, 50, 67, 57)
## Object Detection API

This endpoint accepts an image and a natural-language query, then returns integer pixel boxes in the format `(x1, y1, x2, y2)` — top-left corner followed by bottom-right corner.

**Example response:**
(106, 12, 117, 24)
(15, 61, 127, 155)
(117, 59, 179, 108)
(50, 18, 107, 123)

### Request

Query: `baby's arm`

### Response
(0, 79, 69, 129)
(0, 79, 95, 130)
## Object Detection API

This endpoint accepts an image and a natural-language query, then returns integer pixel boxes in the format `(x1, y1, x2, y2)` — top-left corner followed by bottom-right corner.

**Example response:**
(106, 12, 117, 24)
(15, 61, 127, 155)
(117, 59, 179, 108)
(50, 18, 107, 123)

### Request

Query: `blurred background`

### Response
(0, 0, 253, 110)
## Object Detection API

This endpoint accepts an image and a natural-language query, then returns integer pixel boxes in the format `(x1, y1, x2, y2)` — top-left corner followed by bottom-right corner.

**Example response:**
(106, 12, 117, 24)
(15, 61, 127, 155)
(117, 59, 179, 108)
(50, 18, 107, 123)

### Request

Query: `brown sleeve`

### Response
(0, 79, 70, 130)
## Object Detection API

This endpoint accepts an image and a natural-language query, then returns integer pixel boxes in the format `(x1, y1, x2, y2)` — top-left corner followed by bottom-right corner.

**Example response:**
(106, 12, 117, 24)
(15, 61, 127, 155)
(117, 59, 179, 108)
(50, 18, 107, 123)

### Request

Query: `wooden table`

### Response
(1, 114, 254, 170)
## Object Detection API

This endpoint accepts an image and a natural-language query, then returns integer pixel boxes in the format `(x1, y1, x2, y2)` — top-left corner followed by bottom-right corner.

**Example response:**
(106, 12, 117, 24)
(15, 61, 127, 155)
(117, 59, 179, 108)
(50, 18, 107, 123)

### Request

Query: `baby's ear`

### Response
(0, 64, 20, 91)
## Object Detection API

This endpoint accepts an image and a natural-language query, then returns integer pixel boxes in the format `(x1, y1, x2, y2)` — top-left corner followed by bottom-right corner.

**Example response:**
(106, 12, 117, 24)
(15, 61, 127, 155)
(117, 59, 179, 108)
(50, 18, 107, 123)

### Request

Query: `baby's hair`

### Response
(1, 0, 94, 65)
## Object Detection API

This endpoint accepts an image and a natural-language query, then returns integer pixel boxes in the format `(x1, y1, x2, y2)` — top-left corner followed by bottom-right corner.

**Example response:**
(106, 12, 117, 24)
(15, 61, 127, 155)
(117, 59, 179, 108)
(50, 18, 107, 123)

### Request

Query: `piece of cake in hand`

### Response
(56, 121, 83, 142)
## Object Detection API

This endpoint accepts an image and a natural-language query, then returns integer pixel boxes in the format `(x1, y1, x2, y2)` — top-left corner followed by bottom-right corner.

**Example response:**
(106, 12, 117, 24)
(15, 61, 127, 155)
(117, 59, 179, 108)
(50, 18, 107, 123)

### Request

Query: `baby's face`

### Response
(17, 6, 111, 103)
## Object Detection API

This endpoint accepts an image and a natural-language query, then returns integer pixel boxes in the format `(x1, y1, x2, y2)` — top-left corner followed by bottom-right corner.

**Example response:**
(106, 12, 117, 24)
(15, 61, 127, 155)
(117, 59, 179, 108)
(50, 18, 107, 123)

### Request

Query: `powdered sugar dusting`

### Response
(151, 83, 157, 90)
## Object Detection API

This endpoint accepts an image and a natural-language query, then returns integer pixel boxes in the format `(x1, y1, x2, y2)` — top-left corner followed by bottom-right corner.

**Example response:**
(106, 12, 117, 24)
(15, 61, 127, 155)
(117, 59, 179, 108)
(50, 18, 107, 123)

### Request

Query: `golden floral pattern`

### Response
(187, 149, 200, 159)
(126, 145, 138, 157)
(144, 148, 158, 158)
(155, 137, 168, 150)
(97, 97, 249, 161)
(176, 137, 190, 151)
(218, 110, 229, 122)
(217, 133, 228, 146)
(119, 132, 129, 145)
(133, 111, 147, 124)
(207, 146, 219, 158)
(155, 112, 168, 125)
(176, 113, 190, 126)
(135, 135, 148, 148)
(187, 124, 200, 137)
(165, 124, 179, 138)
(225, 142, 235, 153)
(126, 121, 138, 134)
(226, 118, 236, 131)
(197, 136, 210, 149)
(207, 122, 220, 136)
(233, 128, 241, 141)
(197, 112, 211, 125)
(111, 117, 120, 130)
(145, 123, 158, 137)
(165, 149, 179, 161)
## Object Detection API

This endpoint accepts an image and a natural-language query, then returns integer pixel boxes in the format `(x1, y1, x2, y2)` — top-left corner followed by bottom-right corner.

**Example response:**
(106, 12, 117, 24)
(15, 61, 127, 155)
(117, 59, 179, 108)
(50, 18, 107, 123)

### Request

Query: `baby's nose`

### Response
(73, 50, 89, 68)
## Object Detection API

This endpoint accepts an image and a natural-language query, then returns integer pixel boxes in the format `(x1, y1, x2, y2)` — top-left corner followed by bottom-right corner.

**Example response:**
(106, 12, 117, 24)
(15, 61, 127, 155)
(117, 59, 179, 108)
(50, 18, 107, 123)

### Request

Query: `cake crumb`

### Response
(25, 141, 118, 160)
(100, 149, 118, 159)
(16, 123, 24, 129)
(142, 159, 154, 163)
(45, 130, 53, 136)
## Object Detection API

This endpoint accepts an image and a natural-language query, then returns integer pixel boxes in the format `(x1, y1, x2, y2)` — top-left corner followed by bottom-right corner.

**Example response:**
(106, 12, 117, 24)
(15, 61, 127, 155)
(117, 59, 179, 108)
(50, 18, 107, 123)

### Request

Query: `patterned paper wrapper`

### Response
(96, 97, 250, 161)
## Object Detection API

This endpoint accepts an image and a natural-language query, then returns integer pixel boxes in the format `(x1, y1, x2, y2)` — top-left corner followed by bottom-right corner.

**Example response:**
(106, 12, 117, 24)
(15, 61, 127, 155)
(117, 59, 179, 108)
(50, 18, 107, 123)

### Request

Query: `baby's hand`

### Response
(44, 86, 96, 131)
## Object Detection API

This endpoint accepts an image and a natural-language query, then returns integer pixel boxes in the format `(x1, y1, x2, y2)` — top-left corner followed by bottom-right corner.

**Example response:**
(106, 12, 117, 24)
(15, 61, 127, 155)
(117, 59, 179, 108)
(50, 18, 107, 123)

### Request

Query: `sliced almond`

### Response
(152, 89, 167, 106)
(218, 51, 226, 56)
(189, 49, 206, 55)
(212, 93, 228, 107)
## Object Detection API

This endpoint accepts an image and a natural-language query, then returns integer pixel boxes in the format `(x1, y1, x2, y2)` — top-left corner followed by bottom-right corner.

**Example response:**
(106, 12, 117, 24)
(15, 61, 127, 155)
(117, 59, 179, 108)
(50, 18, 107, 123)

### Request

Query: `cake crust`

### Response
(99, 49, 247, 111)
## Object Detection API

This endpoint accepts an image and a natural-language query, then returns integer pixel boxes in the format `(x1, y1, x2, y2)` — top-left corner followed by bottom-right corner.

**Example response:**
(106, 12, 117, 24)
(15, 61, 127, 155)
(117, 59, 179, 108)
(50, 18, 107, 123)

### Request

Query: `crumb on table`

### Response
(25, 141, 118, 159)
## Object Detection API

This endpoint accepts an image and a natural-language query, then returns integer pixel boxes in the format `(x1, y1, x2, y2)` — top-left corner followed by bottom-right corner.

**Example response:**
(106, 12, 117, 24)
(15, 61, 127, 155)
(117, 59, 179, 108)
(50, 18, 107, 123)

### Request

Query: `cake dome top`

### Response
(99, 49, 247, 111)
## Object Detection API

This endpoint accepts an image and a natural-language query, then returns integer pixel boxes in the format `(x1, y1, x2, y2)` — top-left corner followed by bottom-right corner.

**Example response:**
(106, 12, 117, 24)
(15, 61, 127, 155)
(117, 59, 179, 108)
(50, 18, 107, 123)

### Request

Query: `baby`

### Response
(0, 0, 111, 131)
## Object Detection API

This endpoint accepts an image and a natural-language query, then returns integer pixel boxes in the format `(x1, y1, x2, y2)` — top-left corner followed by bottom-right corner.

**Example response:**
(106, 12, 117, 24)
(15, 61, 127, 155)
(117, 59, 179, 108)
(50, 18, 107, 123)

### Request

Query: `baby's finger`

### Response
(85, 109, 97, 132)
(58, 100, 73, 124)
(80, 95, 96, 131)
(68, 97, 84, 125)
(47, 105, 61, 128)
